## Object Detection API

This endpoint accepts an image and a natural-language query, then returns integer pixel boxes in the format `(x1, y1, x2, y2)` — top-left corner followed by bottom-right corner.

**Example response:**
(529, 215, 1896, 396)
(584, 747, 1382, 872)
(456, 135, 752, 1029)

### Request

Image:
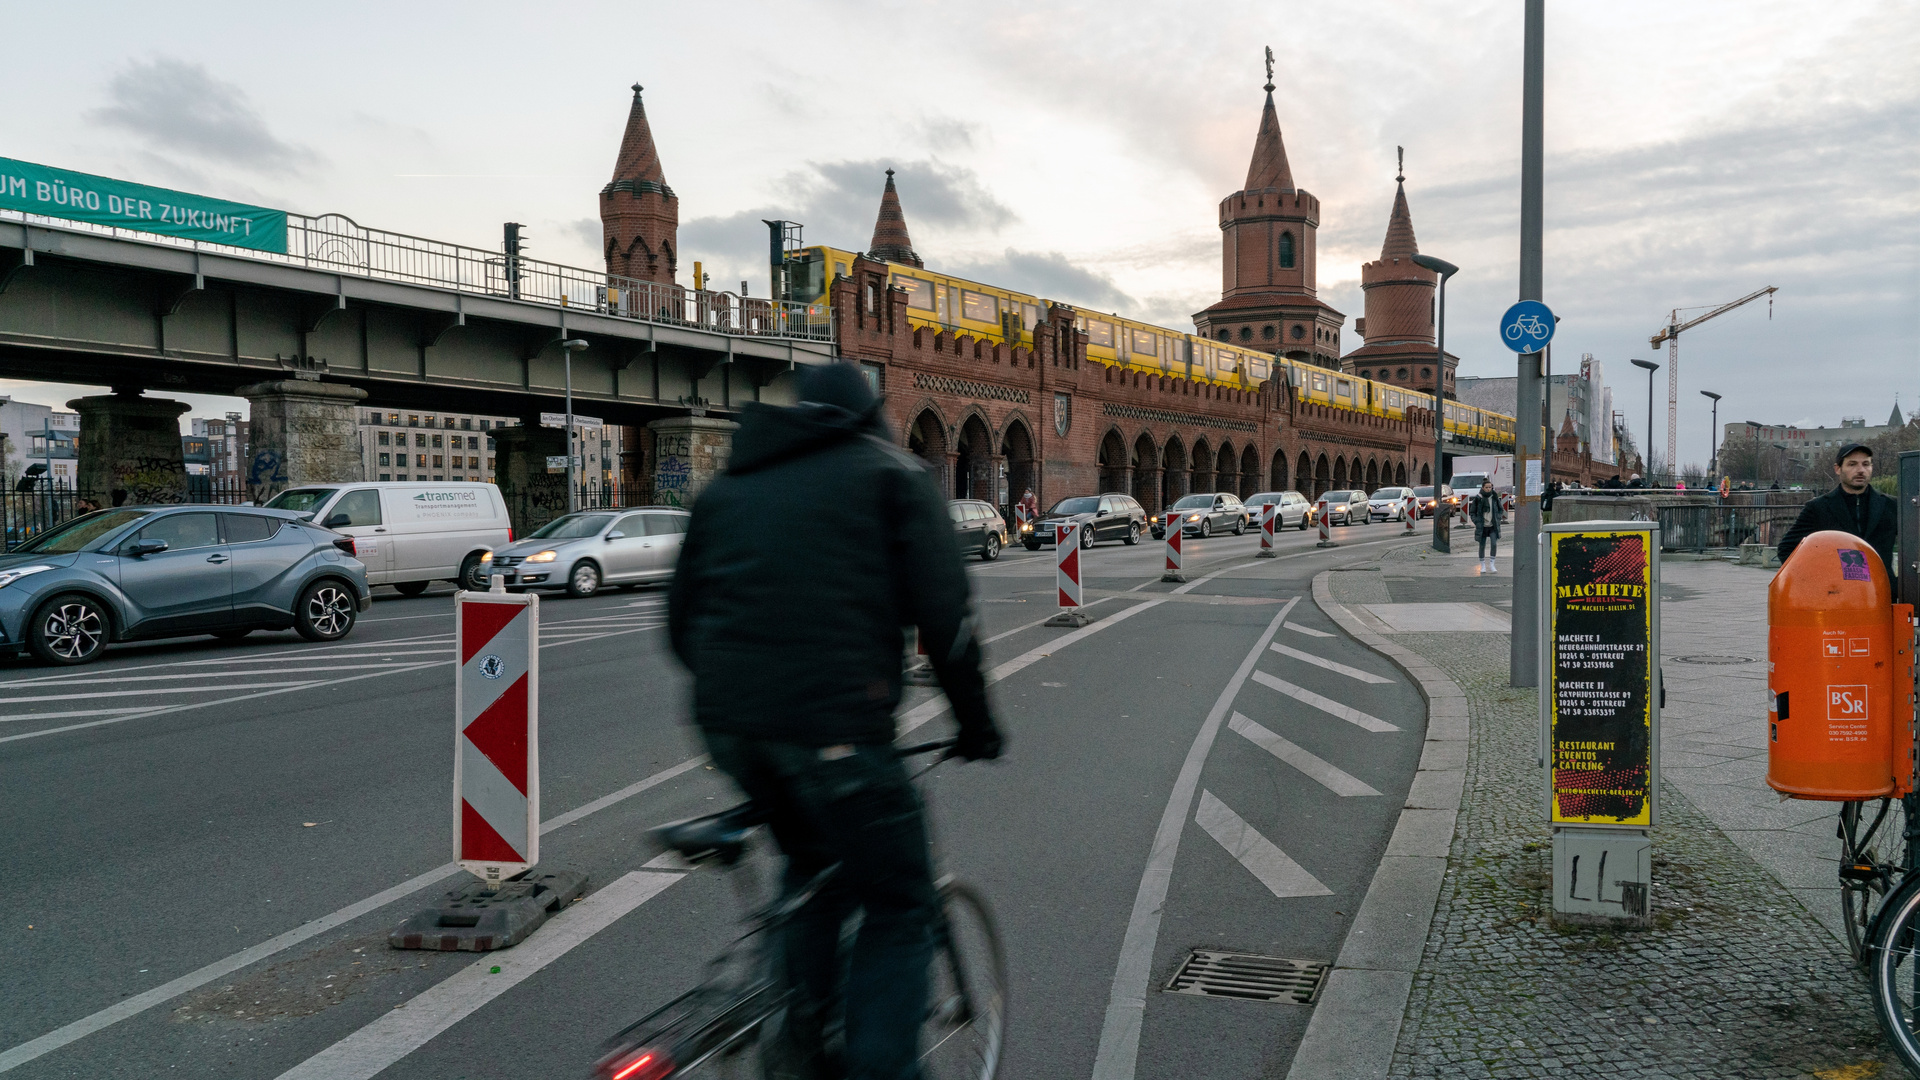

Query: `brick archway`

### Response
(1003, 417, 1037, 508)
(1272, 448, 1291, 491)
(1098, 427, 1130, 495)
(1163, 435, 1190, 506)
(1132, 431, 1162, 514)
(906, 406, 951, 493)
(955, 413, 994, 500)
(1314, 453, 1331, 498)
(1240, 445, 1260, 498)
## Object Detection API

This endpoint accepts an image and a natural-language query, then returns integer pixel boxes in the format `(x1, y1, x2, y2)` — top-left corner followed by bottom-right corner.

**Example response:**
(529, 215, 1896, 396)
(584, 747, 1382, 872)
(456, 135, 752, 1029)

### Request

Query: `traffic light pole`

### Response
(1512, 0, 1546, 689)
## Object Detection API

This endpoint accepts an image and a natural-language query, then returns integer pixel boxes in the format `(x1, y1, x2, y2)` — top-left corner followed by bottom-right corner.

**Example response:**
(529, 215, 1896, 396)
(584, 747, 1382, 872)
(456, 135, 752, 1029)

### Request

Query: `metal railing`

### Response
(1654, 504, 1802, 553)
(2, 482, 252, 551)
(500, 482, 659, 536)
(4, 208, 833, 344)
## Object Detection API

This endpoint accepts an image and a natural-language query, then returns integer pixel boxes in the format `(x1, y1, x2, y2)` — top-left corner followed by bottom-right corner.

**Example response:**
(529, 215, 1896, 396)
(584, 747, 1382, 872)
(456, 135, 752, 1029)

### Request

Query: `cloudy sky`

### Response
(3, 0, 1915, 470)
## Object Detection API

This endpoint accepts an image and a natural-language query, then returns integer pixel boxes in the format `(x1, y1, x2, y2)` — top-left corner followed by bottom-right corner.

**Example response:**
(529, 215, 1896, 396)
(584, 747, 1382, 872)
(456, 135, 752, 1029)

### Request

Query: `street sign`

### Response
(540, 412, 603, 429)
(1500, 300, 1556, 353)
(454, 590, 541, 886)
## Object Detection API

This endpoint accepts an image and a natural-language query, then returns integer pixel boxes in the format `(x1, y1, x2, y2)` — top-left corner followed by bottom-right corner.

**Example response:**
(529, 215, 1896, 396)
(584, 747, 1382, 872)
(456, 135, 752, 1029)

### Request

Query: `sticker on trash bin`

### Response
(1839, 549, 1870, 581)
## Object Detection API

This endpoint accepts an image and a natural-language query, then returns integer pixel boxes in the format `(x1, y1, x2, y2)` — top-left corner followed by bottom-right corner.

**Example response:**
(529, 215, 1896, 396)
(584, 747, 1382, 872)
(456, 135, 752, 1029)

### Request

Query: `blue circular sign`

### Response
(1499, 300, 1557, 353)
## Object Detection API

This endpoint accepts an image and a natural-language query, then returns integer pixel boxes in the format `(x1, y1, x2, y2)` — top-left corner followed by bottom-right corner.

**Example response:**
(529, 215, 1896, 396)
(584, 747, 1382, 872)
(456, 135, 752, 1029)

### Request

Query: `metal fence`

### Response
(4, 208, 833, 344)
(1, 482, 252, 550)
(500, 482, 661, 536)
(1654, 504, 1802, 553)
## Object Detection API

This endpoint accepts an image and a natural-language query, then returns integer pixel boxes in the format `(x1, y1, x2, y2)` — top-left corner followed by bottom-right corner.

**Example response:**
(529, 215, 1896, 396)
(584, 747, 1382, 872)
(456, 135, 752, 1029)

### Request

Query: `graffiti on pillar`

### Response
(247, 448, 288, 504)
(654, 432, 693, 507)
(110, 455, 186, 507)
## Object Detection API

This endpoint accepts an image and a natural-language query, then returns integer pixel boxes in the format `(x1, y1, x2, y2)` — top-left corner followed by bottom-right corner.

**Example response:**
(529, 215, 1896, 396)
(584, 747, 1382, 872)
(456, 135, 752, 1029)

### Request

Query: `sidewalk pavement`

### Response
(1306, 543, 1899, 1078)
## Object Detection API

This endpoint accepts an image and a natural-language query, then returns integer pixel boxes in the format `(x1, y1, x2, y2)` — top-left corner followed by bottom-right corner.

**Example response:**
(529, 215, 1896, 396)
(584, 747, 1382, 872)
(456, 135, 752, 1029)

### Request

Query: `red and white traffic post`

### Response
(1046, 521, 1094, 626)
(1161, 511, 1187, 583)
(1315, 498, 1337, 548)
(1256, 501, 1277, 558)
(1403, 492, 1417, 534)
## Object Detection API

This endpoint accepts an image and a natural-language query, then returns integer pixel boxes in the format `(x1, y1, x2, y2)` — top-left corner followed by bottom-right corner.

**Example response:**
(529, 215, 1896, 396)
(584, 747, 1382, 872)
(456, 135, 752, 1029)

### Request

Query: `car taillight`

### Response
(603, 1048, 675, 1080)
(506, 528, 514, 543)
(332, 537, 356, 556)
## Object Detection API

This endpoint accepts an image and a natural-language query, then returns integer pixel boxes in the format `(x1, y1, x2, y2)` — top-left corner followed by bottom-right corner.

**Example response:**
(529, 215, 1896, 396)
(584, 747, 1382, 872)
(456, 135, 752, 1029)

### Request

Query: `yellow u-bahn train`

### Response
(781, 244, 1517, 451)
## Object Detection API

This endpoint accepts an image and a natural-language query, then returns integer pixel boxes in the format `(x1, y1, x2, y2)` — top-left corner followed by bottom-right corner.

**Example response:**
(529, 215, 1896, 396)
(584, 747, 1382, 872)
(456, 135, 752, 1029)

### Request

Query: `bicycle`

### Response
(590, 739, 1007, 1080)
(1838, 796, 1914, 961)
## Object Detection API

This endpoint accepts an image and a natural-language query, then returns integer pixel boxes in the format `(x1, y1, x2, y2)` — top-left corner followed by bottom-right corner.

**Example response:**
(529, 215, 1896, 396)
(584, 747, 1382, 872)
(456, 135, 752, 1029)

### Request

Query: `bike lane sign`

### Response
(1500, 300, 1557, 353)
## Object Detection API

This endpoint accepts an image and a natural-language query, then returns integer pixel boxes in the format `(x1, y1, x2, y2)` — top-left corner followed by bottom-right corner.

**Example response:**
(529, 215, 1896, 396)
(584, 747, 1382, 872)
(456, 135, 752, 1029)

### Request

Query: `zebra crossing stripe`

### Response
(454, 591, 540, 884)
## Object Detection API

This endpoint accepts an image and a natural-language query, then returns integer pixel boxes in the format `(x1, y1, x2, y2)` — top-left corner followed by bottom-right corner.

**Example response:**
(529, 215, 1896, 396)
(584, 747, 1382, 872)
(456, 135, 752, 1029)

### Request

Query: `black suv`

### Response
(1154, 492, 1248, 540)
(1023, 493, 1148, 550)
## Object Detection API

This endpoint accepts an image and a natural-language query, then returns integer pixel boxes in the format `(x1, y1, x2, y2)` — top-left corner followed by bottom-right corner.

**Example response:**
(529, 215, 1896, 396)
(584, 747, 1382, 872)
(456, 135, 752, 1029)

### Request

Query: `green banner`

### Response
(0, 156, 287, 253)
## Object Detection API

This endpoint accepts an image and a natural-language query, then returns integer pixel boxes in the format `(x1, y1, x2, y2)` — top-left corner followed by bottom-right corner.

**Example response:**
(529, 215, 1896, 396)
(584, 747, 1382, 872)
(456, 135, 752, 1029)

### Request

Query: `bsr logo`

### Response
(1829, 685, 1869, 719)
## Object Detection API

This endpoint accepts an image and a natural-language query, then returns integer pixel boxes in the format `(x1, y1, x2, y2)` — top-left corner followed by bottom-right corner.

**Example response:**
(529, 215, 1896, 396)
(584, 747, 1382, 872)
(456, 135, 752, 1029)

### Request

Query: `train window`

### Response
(1335, 379, 1353, 398)
(1311, 373, 1327, 391)
(1131, 329, 1157, 356)
(1084, 319, 1114, 347)
(835, 262, 848, 278)
(1218, 351, 1237, 372)
(961, 290, 997, 322)
(1021, 303, 1041, 328)
(1250, 358, 1268, 379)
(893, 275, 935, 311)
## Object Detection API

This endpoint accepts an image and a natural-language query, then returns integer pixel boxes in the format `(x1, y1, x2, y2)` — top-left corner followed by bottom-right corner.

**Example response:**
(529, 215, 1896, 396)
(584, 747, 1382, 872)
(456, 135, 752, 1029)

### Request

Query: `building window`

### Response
(408, 414, 420, 427)
(1359, 370, 1371, 379)
(1421, 368, 1432, 379)
(1291, 324, 1306, 340)
(1215, 329, 1228, 341)
(1278, 231, 1295, 269)
(462, 418, 472, 430)
(425, 415, 436, 427)
(1238, 327, 1253, 342)
(469, 456, 480, 470)
(446, 417, 457, 428)
(434, 475, 443, 481)
(1397, 368, 1408, 379)
(488, 457, 496, 471)
(379, 473, 391, 481)
(432, 455, 444, 468)
(378, 431, 390, 446)
(1263, 325, 1276, 340)
(416, 454, 428, 467)
(379, 453, 391, 466)
(415, 433, 427, 447)
(467, 436, 479, 450)
(388, 412, 401, 425)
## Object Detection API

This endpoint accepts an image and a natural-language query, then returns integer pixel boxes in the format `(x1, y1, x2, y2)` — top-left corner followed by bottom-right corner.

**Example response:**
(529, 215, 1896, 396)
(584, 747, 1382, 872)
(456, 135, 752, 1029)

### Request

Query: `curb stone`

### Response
(1284, 565, 1468, 1080)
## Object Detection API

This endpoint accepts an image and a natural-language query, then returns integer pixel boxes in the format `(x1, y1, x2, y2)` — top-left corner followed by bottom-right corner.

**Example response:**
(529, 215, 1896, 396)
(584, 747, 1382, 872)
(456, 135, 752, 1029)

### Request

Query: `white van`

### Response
(263, 482, 512, 594)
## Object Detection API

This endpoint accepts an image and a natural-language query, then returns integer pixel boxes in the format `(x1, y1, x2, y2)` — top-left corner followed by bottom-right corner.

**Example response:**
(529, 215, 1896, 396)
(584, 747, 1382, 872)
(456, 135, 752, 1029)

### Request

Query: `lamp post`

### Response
(1700, 390, 1721, 489)
(1630, 358, 1659, 484)
(1411, 253, 1459, 553)
(561, 338, 589, 513)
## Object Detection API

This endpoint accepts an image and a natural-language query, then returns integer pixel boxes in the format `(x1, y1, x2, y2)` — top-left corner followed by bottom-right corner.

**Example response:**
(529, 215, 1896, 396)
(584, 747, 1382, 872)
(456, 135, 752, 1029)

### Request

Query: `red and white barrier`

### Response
(1055, 522, 1082, 608)
(454, 590, 540, 886)
(1257, 501, 1277, 557)
(1403, 493, 1417, 534)
(1162, 511, 1186, 582)
(1316, 498, 1337, 547)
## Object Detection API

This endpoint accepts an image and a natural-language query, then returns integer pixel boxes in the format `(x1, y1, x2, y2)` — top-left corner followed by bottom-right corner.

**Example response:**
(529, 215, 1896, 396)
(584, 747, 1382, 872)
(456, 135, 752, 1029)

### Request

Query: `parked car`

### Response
(948, 499, 1009, 561)
(1153, 492, 1248, 540)
(1412, 484, 1458, 517)
(1023, 493, 1148, 550)
(1317, 490, 1370, 526)
(1367, 486, 1415, 522)
(1243, 491, 1315, 531)
(483, 507, 689, 597)
(0, 506, 370, 665)
(264, 482, 512, 594)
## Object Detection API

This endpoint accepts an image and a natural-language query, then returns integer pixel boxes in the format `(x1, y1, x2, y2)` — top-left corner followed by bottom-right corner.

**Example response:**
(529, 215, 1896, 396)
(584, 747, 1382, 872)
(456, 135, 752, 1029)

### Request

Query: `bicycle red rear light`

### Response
(608, 1048, 674, 1080)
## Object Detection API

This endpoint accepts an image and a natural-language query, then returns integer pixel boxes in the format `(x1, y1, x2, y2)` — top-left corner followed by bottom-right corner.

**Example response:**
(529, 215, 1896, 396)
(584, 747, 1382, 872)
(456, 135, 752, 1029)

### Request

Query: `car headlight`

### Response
(1187, 514, 1201, 522)
(0, 565, 55, 589)
(524, 550, 559, 563)
(479, 552, 493, 563)
(1021, 522, 1032, 532)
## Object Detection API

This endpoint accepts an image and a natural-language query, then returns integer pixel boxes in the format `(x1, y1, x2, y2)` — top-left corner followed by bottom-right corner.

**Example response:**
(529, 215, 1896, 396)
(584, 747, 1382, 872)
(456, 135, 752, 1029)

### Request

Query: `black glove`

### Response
(954, 721, 1004, 762)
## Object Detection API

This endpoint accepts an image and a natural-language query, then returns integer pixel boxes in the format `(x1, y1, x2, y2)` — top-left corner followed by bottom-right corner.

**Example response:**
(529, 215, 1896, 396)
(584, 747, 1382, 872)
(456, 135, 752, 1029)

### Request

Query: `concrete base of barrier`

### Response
(1255, 549, 1277, 559)
(1315, 540, 1341, 549)
(1161, 571, 1188, 583)
(389, 868, 588, 952)
(1045, 610, 1095, 628)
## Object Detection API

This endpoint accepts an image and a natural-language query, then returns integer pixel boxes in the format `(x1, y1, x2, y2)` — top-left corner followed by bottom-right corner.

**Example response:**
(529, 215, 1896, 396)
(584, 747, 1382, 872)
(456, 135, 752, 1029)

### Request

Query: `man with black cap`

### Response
(668, 361, 1001, 1079)
(1777, 442, 1898, 588)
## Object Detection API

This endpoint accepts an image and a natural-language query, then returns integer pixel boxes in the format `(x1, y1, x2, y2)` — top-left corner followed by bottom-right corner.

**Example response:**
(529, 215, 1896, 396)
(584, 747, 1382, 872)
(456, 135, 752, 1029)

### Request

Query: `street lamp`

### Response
(1700, 390, 1721, 489)
(1630, 358, 1660, 484)
(561, 338, 589, 513)
(1411, 252, 1459, 553)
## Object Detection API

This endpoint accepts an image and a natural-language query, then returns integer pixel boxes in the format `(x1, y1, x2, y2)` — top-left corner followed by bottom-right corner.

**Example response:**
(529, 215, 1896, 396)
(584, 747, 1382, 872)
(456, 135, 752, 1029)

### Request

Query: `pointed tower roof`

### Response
(866, 169, 924, 268)
(1243, 92, 1296, 192)
(1889, 398, 1905, 428)
(1381, 151, 1419, 258)
(604, 83, 673, 196)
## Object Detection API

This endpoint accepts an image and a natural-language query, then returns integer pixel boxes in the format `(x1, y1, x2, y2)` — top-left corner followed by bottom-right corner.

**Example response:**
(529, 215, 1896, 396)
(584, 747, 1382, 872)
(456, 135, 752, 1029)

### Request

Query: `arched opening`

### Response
(1395, 461, 1407, 486)
(1313, 454, 1331, 499)
(1162, 436, 1189, 507)
(1364, 458, 1380, 491)
(1132, 432, 1161, 515)
(1278, 231, 1295, 269)
(955, 414, 994, 500)
(1215, 441, 1237, 497)
(1297, 451, 1312, 496)
(907, 408, 950, 493)
(1097, 428, 1129, 494)
(1271, 448, 1290, 492)
(1240, 445, 1260, 498)
(1191, 437, 1214, 493)
(1420, 461, 1432, 485)
(1333, 456, 1349, 490)
(1003, 418, 1036, 510)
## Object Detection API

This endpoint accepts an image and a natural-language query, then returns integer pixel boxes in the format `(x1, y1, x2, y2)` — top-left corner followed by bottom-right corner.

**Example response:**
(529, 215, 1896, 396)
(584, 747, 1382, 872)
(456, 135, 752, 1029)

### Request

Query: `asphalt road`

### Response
(0, 516, 1433, 1079)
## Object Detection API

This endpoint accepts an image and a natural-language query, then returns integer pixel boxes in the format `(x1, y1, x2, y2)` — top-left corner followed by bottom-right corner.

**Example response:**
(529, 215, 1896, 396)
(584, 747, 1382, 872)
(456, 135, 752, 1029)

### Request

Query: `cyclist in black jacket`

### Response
(668, 361, 1002, 1080)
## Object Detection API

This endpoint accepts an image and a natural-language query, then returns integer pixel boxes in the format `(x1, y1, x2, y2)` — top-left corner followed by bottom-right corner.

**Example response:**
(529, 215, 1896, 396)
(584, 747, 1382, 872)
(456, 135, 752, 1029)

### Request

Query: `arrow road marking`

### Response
(1194, 790, 1332, 898)
(1228, 713, 1381, 796)
(1250, 671, 1400, 733)
(1268, 641, 1392, 683)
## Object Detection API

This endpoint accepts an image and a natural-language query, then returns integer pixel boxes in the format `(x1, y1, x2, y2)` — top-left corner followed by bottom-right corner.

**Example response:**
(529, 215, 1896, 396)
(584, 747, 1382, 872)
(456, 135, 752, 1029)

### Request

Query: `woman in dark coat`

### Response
(1468, 480, 1506, 573)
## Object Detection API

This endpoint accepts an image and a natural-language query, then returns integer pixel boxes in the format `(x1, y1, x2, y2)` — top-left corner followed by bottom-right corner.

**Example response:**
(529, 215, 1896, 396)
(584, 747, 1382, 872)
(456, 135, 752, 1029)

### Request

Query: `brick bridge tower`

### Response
(1193, 63, 1345, 369)
(865, 169, 924, 267)
(600, 83, 678, 285)
(1342, 151, 1455, 397)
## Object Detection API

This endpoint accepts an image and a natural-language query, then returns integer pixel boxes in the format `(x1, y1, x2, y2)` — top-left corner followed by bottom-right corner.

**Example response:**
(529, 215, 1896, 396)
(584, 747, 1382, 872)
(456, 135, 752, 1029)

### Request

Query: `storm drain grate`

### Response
(1163, 951, 1327, 1004)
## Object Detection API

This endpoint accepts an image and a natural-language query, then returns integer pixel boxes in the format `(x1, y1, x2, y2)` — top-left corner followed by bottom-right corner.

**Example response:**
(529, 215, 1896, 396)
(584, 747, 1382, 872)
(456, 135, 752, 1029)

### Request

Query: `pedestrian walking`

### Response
(1777, 442, 1899, 594)
(1468, 479, 1505, 573)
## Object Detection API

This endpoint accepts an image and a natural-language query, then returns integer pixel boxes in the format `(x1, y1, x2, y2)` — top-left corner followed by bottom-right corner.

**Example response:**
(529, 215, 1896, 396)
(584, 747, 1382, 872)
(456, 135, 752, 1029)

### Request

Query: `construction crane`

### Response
(1649, 285, 1777, 479)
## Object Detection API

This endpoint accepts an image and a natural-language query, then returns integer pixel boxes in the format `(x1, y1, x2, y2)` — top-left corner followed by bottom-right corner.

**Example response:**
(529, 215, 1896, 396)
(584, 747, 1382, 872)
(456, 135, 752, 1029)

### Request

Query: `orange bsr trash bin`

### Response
(1767, 530, 1915, 800)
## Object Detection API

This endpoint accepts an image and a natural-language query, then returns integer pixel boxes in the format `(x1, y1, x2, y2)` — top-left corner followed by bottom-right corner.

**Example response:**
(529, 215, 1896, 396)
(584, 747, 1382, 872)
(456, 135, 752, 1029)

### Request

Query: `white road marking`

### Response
(1228, 713, 1381, 796)
(0, 665, 437, 689)
(1194, 790, 1333, 898)
(1249, 671, 1401, 733)
(1267, 641, 1392, 683)
(0, 756, 708, 1074)
(1090, 597, 1297, 1080)
(0, 682, 324, 706)
(271, 871, 684, 1080)
(1284, 621, 1334, 639)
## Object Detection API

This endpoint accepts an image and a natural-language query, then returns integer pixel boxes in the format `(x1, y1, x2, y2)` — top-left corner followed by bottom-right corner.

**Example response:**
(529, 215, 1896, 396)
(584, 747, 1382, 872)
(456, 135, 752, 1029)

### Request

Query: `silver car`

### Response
(482, 508, 690, 597)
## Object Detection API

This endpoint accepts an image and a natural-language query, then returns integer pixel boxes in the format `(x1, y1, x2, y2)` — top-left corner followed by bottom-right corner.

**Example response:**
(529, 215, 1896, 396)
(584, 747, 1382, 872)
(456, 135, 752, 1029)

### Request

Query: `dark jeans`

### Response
(1475, 524, 1500, 558)
(703, 731, 937, 1080)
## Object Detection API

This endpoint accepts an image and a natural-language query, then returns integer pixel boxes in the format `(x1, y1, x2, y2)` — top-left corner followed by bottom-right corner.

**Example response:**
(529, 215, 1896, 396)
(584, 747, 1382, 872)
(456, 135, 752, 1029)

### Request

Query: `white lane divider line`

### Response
(1090, 596, 1298, 1080)
(1228, 713, 1381, 797)
(1284, 621, 1334, 639)
(271, 871, 684, 1080)
(1249, 671, 1400, 733)
(0, 681, 325, 706)
(1194, 790, 1333, 899)
(1267, 641, 1392, 683)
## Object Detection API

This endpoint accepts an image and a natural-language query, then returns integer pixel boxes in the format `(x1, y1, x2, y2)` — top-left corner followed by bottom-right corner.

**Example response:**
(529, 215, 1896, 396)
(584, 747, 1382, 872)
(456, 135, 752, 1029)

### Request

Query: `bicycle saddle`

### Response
(651, 802, 765, 866)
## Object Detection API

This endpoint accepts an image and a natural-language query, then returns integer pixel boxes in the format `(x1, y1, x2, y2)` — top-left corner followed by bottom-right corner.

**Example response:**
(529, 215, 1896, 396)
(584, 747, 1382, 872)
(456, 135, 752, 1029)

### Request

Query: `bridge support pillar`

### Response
(493, 423, 569, 534)
(66, 390, 191, 506)
(235, 377, 369, 503)
(648, 415, 737, 509)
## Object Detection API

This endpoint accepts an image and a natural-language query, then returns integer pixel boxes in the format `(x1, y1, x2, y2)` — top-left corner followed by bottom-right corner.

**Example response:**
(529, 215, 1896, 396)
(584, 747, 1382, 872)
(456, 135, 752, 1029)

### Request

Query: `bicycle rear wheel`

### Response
(1868, 874, 1920, 1073)
(920, 879, 1006, 1080)
(1842, 799, 1906, 962)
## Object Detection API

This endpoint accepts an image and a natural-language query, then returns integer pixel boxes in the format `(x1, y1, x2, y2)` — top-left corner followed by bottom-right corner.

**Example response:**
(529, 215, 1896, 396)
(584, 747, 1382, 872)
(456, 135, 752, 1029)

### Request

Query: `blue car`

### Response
(0, 506, 372, 665)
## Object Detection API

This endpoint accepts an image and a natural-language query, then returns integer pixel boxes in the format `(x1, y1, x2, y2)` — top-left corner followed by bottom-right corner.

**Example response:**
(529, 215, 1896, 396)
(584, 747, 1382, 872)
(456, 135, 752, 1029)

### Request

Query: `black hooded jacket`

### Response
(667, 395, 991, 746)
(1777, 484, 1899, 590)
